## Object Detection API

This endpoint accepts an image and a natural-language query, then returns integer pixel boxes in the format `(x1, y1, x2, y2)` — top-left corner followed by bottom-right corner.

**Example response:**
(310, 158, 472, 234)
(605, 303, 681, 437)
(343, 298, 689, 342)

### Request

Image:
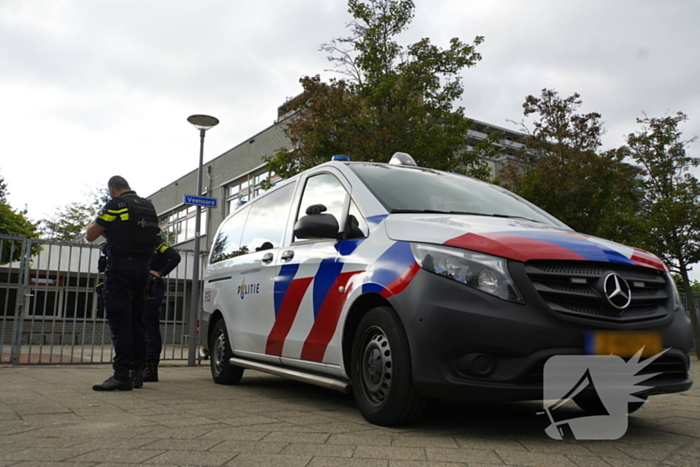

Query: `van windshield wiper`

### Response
(491, 214, 543, 223)
(390, 209, 543, 223)
(390, 209, 459, 214)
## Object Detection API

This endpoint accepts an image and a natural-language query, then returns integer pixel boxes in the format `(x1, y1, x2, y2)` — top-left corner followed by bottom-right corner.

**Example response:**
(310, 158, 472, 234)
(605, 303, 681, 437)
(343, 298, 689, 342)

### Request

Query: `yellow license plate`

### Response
(585, 331, 662, 357)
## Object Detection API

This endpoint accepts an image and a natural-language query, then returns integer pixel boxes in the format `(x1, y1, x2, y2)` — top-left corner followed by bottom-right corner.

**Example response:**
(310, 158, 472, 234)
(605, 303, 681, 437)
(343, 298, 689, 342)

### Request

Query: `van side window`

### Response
(210, 205, 250, 263)
(295, 173, 349, 241)
(346, 201, 368, 239)
(240, 183, 295, 253)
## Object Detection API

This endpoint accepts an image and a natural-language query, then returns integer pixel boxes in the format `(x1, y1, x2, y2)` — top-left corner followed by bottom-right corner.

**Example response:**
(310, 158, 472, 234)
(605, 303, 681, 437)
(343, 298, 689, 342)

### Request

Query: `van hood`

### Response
(384, 214, 667, 272)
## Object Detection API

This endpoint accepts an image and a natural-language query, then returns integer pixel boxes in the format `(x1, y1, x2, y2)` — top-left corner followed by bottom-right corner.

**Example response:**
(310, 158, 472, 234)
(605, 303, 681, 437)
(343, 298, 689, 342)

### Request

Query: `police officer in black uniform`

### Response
(143, 239, 181, 382)
(87, 176, 159, 391)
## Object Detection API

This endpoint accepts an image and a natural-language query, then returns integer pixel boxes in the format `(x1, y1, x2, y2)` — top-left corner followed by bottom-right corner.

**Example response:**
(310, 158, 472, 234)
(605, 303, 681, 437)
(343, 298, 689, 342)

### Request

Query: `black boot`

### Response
(130, 363, 144, 388)
(93, 375, 133, 391)
(143, 361, 159, 382)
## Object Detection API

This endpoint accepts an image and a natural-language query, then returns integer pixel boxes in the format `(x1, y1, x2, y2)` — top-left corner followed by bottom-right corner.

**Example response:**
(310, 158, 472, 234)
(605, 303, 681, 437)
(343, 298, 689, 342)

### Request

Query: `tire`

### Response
(574, 394, 647, 415)
(210, 319, 244, 385)
(351, 306, 426, 426)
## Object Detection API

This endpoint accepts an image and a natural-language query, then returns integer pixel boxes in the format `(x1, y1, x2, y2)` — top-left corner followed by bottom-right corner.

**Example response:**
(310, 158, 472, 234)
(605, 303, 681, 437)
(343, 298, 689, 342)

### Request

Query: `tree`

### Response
(501, 89, 645, 244)
(39, 186, 110, 242)
(625, 112, 700, 356)
(0, 202, 40, 263)
(0, 173, 8, 203)
(266, 0, 488, 178)
(673, 274, 700, 294)
(0, 173, 40, 264)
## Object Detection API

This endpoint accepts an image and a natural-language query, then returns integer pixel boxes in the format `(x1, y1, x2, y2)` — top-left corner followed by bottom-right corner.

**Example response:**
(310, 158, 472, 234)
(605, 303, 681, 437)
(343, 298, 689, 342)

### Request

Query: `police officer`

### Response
(143, 238, 181, 382)
(86, 176, 159, 391)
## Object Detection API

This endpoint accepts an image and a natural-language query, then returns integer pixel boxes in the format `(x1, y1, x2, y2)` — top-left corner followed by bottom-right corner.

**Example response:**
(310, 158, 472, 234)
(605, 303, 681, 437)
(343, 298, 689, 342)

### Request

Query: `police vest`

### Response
(109, 196, 160, 256)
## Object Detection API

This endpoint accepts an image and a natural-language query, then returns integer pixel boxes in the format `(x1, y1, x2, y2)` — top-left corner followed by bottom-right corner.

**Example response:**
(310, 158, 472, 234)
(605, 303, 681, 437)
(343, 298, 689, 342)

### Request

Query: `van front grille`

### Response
(524, 261, 670, 323)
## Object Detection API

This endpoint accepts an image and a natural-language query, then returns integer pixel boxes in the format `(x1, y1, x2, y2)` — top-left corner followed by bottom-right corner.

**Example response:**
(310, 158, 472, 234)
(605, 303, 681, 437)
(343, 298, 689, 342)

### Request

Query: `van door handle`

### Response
(262, 253, 274, 264)
(281, 250, 294, 262)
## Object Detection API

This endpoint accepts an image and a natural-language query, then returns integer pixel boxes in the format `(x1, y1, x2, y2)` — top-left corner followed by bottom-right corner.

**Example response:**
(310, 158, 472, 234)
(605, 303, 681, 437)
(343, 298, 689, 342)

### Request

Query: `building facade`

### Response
(147, 121, 289, 253)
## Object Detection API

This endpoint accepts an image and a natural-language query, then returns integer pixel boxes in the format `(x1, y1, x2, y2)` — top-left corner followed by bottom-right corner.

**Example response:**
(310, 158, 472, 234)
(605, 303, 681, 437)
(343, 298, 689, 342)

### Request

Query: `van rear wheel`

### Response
(210, 319, 244, 385)
(351, 306, 425, 426)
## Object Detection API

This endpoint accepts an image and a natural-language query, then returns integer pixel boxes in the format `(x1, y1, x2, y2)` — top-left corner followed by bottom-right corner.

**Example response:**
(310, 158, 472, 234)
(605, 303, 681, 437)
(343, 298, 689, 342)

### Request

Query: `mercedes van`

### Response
(201, 153, 693, 426)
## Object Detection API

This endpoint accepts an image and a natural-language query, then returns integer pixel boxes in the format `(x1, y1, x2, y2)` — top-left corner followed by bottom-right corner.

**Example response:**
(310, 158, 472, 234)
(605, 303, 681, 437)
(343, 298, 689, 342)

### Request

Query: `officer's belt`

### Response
(110, 256, 150, 263)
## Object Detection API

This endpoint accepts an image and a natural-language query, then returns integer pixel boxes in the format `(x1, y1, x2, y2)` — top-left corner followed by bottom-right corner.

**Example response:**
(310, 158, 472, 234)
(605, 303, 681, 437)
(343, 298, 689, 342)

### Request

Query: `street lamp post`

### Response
(186, 114, 219, 366)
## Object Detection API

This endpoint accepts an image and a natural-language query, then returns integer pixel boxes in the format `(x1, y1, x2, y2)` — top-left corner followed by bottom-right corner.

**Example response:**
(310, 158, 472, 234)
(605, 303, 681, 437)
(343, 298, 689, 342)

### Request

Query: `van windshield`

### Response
(348, 163, 569, 228)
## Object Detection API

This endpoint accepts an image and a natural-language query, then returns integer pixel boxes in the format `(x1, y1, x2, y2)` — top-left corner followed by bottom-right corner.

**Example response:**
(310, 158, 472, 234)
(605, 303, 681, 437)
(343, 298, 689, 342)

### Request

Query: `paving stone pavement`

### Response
(0, 361, 698, 467)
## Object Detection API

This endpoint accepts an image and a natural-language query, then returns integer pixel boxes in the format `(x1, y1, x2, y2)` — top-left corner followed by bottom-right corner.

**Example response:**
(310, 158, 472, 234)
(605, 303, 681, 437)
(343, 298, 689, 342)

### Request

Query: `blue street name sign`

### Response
(184, 195, 218, 208)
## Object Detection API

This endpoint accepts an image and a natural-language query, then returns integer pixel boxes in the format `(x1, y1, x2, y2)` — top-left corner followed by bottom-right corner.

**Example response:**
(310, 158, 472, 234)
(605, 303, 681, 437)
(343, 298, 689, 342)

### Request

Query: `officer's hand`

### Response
(150, 270, 162, 278)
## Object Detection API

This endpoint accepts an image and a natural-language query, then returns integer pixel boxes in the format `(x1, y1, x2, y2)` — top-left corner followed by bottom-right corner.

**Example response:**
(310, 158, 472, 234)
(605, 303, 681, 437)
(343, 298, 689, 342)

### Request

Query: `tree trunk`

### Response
(679, 266, 700, 359)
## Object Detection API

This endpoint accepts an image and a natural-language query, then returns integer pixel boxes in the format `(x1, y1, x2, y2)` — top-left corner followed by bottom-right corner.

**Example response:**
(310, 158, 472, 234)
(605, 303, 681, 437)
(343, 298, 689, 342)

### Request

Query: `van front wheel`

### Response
(210, 319, 244, 385)
(351, 307, 425, 426)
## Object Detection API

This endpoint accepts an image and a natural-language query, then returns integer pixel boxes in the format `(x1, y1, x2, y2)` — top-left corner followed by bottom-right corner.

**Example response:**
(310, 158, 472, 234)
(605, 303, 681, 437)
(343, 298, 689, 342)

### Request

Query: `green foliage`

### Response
(39, 186, 110, 242)
(0, 202, 38, 235)
(522, 90, 604, 153)
(501, 89, 645, 245)
(1, 202, 40, 264)
(626, 112, 700, 273)
(673, 274, 700, 293)
(266, 0, 487, 179)
(0, 174, 40, 263)
(0, 173, 8, 203)
(626, 111, 700, 354)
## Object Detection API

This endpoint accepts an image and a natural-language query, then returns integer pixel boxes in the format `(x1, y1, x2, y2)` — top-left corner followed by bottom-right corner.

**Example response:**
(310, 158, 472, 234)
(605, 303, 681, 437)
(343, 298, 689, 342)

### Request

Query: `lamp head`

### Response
(187, 114, 219, 131)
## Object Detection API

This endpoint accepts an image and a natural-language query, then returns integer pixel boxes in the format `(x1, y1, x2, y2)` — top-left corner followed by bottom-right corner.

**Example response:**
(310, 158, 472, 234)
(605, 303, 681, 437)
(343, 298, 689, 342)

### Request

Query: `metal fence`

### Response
(0, 235, 204, 365)
(2, 234, 698, 366)
(681, 293, 700, 314)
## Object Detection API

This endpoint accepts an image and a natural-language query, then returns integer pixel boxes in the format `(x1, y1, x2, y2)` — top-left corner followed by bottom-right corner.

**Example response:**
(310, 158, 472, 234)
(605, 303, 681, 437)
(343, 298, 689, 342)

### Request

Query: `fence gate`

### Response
(0, 235, 203, 366)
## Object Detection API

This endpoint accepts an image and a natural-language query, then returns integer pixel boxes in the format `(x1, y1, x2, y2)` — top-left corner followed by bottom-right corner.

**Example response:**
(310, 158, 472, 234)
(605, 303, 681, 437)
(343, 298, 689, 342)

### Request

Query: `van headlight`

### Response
(410, 243, 525, 303)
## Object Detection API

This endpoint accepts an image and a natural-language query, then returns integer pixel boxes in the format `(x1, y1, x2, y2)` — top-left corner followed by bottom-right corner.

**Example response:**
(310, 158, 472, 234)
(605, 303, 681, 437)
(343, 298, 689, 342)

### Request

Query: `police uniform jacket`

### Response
(95, 191, 155, 261)
(150, 241, 181, 278)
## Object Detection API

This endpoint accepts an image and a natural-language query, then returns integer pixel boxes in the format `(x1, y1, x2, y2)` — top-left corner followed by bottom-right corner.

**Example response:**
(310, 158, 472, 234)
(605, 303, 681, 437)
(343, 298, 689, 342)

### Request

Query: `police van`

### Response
(201, 153, 693, 426)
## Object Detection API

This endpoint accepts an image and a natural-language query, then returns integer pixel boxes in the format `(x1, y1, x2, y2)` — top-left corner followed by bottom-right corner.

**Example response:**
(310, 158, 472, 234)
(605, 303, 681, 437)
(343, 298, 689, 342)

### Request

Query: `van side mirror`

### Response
(294, 205, 339, 239)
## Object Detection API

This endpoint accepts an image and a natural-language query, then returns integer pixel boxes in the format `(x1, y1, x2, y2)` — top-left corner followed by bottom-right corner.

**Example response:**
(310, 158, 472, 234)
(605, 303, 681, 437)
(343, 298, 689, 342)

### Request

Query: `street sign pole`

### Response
(186, 114, 218, 367)
(187, 128, 206, 367)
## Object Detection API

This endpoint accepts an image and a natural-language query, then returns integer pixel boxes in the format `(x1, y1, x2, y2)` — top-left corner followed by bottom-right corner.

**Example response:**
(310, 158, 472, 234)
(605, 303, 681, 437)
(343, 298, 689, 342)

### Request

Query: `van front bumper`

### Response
(389, 268, 694, 402)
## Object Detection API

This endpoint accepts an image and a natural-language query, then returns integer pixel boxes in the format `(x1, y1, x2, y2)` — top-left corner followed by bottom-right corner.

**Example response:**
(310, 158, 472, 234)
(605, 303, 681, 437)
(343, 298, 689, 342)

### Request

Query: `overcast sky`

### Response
(2, 1, 699, 245)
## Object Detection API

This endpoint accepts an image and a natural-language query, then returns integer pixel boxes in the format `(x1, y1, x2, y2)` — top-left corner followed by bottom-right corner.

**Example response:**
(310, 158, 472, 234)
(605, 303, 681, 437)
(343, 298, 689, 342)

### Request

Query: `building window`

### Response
(160, 206, 208, 245)
(161, 281, 185, 323)
(21, 275, 97, 319)
(224, 169, 279, 216)
(0, 286, 18, 316)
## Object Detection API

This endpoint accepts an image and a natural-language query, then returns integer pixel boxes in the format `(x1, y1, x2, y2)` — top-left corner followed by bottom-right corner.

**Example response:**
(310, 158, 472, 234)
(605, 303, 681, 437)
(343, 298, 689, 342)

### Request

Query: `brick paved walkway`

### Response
(0, 361, 698, 466)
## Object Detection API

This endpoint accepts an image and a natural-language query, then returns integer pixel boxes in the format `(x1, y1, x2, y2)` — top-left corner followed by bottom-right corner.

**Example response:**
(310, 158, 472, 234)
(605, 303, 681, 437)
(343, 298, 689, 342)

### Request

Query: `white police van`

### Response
(201, 153, 693, 426)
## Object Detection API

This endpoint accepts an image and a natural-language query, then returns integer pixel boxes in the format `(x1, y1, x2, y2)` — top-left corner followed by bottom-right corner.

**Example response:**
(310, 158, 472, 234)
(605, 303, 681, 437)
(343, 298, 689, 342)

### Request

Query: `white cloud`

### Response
(1, 0, 699, 276)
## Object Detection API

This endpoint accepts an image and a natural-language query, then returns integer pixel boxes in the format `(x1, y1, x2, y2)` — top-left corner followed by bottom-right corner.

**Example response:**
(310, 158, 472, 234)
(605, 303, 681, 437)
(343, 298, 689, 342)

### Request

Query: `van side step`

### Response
(229, 357, 352, 394)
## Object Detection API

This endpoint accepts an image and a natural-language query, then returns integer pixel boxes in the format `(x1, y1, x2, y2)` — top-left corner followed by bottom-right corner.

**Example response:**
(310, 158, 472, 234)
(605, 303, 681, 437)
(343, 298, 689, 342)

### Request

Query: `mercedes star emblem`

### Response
(603, 273, 632, 309)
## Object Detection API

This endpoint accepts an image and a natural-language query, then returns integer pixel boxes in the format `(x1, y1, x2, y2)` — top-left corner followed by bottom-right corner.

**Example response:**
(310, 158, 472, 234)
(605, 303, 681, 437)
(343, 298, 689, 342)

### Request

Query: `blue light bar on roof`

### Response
(332, 155, 351, 161)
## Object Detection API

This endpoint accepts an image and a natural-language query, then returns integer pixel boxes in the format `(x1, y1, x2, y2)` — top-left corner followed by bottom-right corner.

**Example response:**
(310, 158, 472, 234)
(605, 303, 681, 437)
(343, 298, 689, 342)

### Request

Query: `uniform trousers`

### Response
(145, 278, 166, 363)
(103, 258, 150, 377)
